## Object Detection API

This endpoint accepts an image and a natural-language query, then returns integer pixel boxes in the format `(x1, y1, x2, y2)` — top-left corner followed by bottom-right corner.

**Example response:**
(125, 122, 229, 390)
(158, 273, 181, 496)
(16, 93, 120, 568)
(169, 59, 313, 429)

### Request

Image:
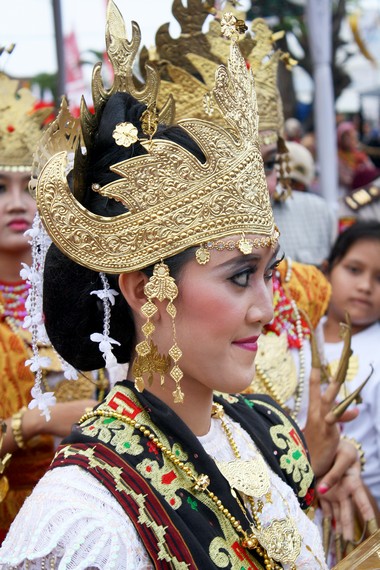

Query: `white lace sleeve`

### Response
(0, 466, 153, 570)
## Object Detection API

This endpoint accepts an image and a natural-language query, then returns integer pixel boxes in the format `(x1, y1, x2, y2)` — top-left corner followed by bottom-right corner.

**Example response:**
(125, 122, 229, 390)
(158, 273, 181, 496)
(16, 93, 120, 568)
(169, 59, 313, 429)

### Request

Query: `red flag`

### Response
(64, 31, 84, 86)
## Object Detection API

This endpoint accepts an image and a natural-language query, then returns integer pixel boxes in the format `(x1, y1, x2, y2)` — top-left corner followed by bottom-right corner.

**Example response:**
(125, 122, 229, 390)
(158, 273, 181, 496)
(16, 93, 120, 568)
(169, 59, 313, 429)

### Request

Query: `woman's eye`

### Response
(0, 184, 6, 194)
(264, 270, 274, 281)
(264, 159, 277, 173)
(346, 265, 360, 274)
(230, 269, 253, 287)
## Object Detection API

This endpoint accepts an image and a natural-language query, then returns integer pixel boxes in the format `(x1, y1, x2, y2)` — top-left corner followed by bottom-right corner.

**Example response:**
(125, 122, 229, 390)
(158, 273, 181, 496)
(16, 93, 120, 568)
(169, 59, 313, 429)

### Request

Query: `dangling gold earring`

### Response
(132, 293, 171, 392)
(132, 262, 184, 403)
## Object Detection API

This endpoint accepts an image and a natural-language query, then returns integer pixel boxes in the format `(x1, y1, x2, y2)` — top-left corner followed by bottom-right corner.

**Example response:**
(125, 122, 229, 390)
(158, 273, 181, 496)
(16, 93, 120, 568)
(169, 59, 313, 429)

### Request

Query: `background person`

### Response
(0, 70, 102, 543)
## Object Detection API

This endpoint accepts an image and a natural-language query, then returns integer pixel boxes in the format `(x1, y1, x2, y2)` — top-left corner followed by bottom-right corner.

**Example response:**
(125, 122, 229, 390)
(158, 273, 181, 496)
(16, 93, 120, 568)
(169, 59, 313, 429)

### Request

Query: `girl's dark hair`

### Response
(43, 92, 204, 370)
(326, 220, 380, 272)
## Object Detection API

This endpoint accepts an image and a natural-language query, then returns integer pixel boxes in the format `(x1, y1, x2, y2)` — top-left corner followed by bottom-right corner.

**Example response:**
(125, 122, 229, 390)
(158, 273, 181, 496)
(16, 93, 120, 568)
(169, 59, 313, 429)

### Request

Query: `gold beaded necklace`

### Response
(79, 404, 293, 569)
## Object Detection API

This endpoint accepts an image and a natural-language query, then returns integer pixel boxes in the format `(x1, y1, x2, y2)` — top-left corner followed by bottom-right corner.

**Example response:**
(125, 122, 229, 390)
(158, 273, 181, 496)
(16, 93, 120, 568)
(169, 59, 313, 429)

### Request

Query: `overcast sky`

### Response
(1, 0, 380, 117)
(0, 0, 184, 77)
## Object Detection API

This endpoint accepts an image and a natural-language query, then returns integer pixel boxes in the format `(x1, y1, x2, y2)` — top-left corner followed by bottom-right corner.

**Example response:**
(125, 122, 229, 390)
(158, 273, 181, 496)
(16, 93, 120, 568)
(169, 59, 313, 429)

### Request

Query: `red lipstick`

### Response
(232, 335, 259, 352)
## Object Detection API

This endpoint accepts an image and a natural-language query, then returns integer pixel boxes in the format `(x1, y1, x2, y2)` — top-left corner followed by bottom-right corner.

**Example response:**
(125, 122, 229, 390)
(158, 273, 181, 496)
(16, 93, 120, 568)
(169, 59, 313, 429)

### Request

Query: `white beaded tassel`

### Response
(21, 213, 81, 420)
(21, 214, 54, 419)
(90, 273, 126, 385)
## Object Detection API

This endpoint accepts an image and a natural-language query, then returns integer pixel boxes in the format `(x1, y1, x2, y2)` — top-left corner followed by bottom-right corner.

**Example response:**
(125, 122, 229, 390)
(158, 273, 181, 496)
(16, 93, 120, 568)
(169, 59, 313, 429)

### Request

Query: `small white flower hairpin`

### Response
(90, 273, 121, 369)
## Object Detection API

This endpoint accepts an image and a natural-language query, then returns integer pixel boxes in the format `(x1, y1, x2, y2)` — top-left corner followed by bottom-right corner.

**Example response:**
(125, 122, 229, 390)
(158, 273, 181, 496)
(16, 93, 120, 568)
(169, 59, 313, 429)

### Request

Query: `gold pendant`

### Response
(215, 455, 270, 497)
(257, 518, 301, 564)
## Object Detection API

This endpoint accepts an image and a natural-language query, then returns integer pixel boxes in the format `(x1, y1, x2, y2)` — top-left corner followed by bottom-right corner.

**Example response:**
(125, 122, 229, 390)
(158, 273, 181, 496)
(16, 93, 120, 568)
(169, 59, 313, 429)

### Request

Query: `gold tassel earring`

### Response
(132, 262, 184, 403)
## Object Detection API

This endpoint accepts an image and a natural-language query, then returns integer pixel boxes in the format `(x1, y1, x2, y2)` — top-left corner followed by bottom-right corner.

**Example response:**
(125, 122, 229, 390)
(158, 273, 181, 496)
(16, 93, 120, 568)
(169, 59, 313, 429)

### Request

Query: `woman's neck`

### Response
(144, 374, 214, 437)
(323, 312, 373, 342)
(0, 250, 31, 282)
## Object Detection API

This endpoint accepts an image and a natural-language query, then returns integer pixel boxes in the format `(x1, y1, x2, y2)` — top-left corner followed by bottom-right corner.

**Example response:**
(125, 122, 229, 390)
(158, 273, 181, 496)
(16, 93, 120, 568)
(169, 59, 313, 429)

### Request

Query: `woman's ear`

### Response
(118, 271, 148, 313)
(319, 259, 329, 277)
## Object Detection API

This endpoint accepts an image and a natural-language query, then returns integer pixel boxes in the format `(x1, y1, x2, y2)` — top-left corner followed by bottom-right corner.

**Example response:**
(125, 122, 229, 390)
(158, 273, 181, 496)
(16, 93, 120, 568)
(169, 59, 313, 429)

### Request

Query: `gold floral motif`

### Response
(112, 122, 139, 148)
(220, 12, 237, 39)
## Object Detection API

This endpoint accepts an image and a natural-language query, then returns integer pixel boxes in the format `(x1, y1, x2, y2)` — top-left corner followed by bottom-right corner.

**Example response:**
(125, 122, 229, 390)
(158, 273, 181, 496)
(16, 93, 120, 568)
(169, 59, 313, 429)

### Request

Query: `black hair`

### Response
(43, 92, 204, 371)
(326, 220, 380, 272)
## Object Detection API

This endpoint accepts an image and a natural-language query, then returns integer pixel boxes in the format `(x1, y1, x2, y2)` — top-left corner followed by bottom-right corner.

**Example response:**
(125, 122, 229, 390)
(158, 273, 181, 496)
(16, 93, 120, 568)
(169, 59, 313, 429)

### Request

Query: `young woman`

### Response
(0, 4, 328, 568)
(323, 220, 380, 512)
(0, 71, 102, 543)
(147, 6, 377, 561)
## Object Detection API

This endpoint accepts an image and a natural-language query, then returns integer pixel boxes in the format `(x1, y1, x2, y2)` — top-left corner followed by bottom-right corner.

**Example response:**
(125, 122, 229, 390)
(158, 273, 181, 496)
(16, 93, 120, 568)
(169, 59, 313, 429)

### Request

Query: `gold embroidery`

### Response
(265, 402, 313, 497)
(55, 445, 190, 568)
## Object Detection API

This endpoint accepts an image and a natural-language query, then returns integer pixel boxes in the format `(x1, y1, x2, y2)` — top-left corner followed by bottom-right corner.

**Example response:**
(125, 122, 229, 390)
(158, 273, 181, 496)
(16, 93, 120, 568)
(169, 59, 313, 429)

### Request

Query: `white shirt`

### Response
(323, 321, 380, 505)
(0, 415, 326, 569)
(273, 192, 337, 266)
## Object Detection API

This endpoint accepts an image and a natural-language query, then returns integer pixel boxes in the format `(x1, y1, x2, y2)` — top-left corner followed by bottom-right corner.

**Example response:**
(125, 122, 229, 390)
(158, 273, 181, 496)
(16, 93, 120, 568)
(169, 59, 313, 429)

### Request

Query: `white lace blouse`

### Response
(0, 415, 327, 569)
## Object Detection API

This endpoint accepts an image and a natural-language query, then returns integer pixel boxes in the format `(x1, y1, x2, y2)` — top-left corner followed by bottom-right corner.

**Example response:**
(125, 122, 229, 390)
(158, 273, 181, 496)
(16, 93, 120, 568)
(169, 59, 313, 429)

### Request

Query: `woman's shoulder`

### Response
(277, 258, 331, 328)
(0, 465, 148, 569)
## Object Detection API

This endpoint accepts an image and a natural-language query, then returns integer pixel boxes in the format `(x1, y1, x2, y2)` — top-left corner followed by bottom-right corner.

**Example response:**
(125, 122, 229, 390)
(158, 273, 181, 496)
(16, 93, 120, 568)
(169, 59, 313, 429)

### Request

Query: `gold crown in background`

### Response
(150, 5, 295, 142)
(35, 0, 276, 274)
(0, 73, 53, 171)
(248, 19, 296, 142)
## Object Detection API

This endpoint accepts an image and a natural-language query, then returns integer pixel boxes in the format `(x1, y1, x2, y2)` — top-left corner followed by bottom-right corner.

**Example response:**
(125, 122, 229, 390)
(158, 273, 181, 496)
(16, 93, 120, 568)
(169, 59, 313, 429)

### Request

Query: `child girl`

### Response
(323, 220, 380, 510)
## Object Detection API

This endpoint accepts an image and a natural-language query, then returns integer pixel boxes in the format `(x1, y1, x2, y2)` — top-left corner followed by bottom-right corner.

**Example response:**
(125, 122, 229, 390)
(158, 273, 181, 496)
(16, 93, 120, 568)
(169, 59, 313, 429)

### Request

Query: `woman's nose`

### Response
(6, 184, 27, 211)
(247, 280, 274, 327)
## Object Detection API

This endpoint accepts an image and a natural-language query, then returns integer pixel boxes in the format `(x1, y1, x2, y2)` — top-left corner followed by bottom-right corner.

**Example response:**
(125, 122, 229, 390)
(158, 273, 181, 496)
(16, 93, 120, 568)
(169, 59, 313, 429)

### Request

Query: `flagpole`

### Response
(306, 0, 338, 209)
(52, 0, 66, 105)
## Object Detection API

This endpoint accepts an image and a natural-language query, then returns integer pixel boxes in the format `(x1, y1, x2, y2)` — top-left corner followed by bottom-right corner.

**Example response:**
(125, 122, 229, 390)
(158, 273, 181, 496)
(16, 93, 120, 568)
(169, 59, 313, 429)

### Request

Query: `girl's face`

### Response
(153, 236, 279, 397)
(327, 238, 380, 334)
(0, 170, 36, 255)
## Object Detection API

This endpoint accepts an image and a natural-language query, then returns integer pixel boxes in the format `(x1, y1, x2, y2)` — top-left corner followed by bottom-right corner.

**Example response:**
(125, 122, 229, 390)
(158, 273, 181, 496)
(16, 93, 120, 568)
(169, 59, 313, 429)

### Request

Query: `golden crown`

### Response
(0, 72, 53, 171)
(35, 0, 276, 274)
(153, 9, 295, 143)
(150, 7, 295, 201)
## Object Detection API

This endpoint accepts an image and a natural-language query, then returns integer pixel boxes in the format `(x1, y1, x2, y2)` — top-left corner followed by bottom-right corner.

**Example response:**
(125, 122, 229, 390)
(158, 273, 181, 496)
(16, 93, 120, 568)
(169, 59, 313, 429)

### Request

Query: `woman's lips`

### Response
(8, 219, 30, 232)
(232, 336, 259, 352)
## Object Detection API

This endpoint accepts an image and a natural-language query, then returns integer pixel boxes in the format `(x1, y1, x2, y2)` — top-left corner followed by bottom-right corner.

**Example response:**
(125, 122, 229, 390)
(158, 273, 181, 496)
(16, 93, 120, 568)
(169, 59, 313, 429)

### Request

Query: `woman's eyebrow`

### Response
(217, 253, 263, 271)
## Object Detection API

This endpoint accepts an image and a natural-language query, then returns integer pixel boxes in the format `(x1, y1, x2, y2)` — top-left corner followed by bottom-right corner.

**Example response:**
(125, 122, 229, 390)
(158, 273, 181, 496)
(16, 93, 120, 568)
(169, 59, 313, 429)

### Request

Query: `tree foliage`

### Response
(246, 0, 352, 119)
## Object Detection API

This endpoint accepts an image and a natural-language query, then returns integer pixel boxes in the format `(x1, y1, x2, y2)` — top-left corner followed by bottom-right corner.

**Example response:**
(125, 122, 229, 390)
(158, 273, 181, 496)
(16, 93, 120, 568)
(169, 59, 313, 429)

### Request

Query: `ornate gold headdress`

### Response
(28, 0, 278, 410)
(0, 72, 53, 172)
(151, 7, 295, 200)
(35, 0, 277, 275)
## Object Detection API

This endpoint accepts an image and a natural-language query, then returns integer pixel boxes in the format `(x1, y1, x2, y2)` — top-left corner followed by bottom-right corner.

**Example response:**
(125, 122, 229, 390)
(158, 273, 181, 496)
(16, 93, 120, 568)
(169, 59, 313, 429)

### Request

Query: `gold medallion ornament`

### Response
(33, 0, 277, 275)
(259, 518, 301, 565)
(215, 456, 270, 498)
